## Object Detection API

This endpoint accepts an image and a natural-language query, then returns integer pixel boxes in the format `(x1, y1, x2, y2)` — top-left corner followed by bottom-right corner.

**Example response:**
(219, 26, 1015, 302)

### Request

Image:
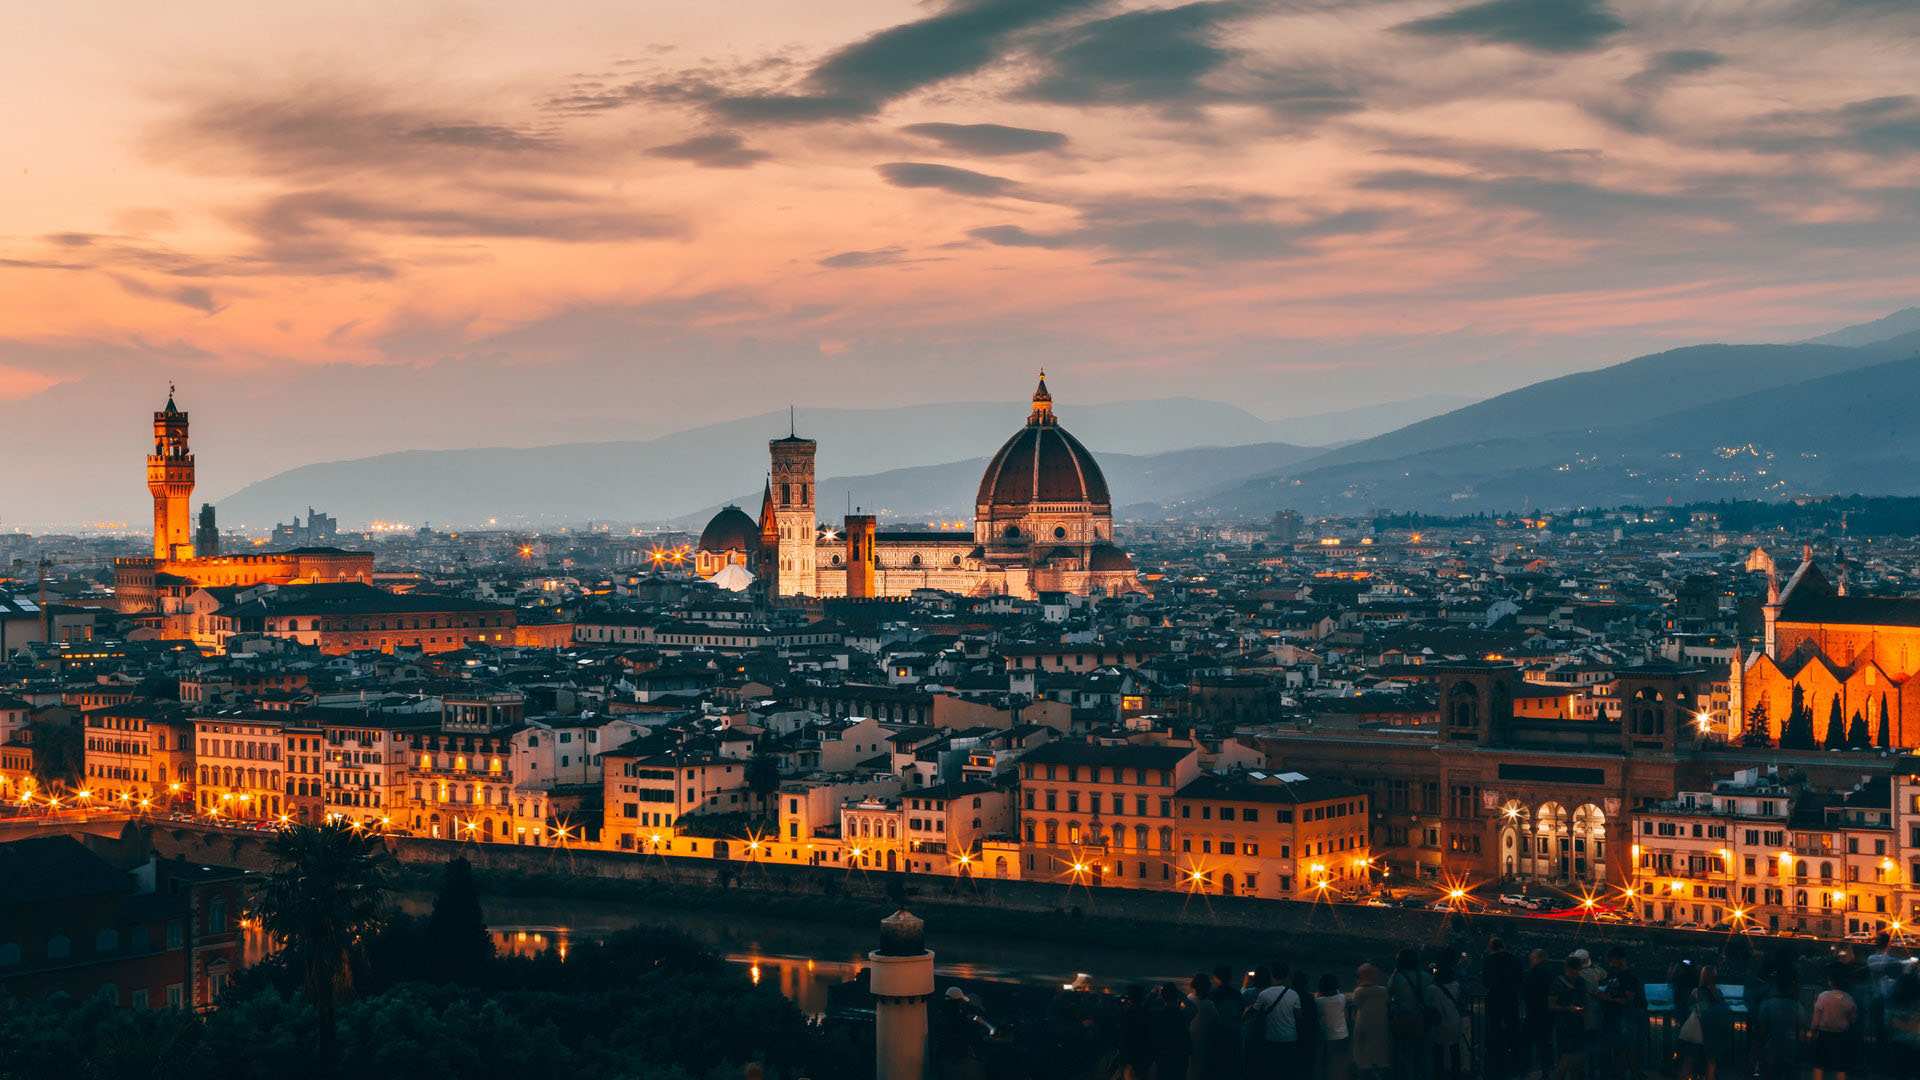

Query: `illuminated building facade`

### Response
(1259, 662, 1713, 888)
(1173, 772, 1371, 900)
(193, 714, 285, 821)
(1630, 768, 1913, 938)
(79, 704, 194, 814)
(1734, 549, 1920, 748)
(115, 391, 374, 614)
(1017, 740, 1202, 885)
(691, 377, 1141, 600)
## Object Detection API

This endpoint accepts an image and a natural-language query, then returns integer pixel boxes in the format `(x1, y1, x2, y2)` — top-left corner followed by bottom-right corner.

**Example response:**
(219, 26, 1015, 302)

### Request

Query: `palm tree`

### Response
(253, 821, 393, 1075)
(745, 751, 783, 818)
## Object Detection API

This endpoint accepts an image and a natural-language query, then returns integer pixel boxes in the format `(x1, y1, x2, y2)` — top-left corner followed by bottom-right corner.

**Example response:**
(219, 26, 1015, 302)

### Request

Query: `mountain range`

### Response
(216, 308, 1920, 527)
(1199, 320, 1920, 516)
(215, 398, 1383, 529)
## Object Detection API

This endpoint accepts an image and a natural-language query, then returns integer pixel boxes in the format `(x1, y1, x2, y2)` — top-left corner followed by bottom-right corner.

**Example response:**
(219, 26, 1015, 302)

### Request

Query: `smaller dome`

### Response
(699, 505, 759, 552)
(1089, 545, 1133, 572)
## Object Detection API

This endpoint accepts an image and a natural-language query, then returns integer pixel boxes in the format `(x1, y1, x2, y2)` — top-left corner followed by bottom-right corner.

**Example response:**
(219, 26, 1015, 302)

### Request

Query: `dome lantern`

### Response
(1028, 370, 1053, 426)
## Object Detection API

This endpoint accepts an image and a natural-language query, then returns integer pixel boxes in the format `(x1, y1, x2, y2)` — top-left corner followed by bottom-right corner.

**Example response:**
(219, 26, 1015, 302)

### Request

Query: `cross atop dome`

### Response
(1029, 370, 1054, 425)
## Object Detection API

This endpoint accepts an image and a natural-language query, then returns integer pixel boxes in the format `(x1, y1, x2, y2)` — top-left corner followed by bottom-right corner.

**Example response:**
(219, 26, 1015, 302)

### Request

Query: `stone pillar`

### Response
(870, 909, 934, 1080)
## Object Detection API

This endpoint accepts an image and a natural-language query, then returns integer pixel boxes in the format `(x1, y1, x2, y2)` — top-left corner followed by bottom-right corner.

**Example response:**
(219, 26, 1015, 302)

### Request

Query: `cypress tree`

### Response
(423, 856, 494, 985)
(1781, 684, 1812, 750)
(1880, 696, 1894, 749)
(1847, 710, 1869, 749)
(1741, 696, 1772, 748)
(1824, 696, 1847, 751)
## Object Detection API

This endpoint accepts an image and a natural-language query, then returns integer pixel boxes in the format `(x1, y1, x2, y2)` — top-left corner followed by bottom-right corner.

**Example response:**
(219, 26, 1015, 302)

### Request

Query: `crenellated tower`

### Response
(147, 388, 195, 561)
(769, 416, 817, 597)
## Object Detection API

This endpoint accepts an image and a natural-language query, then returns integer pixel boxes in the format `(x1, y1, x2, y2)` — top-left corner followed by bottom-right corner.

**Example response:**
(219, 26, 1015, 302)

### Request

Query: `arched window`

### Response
(47, 936, 70, 960)
(1448, 681, 1479, 730)
(0, 943, 20, 967)
(1045, 821, 1059, 844)
(94, 929, 118, 953)
(1004, 525, 1020, 538)
(1821, 861, 1834, 881)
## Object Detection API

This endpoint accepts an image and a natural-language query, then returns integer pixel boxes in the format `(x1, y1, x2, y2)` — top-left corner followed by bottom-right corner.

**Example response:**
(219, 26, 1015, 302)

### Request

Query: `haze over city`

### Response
(7, 0, 1920, 525)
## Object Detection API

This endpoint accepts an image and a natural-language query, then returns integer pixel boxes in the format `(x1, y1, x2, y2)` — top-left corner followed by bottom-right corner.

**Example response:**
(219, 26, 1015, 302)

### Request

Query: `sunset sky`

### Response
(5, 0, 1920, 524)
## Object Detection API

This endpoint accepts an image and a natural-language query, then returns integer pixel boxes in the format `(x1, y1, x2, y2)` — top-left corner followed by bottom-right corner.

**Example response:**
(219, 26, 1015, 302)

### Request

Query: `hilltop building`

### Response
(693, 376, 1141, 600)
(112, 392, 373, 613)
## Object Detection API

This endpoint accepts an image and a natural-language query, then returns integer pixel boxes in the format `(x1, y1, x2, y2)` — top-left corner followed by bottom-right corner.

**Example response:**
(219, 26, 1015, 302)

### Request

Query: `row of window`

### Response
(1023, 763, 1173, 786)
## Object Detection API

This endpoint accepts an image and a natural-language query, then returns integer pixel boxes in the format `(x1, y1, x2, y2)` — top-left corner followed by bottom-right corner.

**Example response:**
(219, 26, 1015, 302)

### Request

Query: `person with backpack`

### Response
(1244, 960, 1305, 1077)
(1389, 948, 1436, 1080)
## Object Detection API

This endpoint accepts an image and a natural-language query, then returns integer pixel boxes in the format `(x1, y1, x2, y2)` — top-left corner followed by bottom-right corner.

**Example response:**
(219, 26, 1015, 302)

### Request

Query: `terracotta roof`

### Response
(976, 423, 1110, 508)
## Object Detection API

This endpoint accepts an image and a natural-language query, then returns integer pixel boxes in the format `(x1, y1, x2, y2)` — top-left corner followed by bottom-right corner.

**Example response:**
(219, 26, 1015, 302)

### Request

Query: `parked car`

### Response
(1499, 894, 1543, 911)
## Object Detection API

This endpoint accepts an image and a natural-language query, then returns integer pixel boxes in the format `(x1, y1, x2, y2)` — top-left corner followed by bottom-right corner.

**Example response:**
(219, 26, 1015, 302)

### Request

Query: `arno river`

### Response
(401, 892, 1224, 1017)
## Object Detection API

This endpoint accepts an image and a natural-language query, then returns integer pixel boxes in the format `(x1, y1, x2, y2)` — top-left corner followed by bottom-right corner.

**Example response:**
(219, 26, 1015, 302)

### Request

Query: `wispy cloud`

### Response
(1398, 0, 1626, 54)
(646, 132, 771, 168)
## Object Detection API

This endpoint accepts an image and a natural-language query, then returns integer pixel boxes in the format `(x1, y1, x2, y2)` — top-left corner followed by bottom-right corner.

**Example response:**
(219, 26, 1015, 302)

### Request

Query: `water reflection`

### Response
(482, 911, 1192, 1020)
(492, 925, 570, 962)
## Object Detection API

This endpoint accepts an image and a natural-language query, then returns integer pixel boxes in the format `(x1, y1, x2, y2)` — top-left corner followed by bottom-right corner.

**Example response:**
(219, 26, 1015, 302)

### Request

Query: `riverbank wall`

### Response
(116, 823, 1776, 972)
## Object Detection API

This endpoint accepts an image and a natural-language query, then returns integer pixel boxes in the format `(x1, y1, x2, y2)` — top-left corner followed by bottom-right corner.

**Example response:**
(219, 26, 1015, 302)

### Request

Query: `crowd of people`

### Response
(926, 933, 1920, 1080)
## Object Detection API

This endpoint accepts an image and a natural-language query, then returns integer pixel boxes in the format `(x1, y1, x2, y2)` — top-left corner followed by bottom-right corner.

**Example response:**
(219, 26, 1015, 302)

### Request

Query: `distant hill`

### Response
(1803, 306, 1920, 347)
(215, 398, 1321, 528)
(1201, 329, 1920, 515)
(1292, 330, 1920, 476)
(1261, 394, 1471, 447)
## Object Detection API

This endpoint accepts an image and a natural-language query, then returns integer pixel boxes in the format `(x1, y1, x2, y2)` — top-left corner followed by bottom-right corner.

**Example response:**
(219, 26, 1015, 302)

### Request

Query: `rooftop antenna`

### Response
(789, 405, 796, 437)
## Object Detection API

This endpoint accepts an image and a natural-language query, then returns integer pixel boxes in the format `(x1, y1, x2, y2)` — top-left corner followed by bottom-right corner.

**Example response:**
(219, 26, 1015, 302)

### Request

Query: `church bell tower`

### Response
(769, 414, 817, 597)
(147, 387, 196, 561)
